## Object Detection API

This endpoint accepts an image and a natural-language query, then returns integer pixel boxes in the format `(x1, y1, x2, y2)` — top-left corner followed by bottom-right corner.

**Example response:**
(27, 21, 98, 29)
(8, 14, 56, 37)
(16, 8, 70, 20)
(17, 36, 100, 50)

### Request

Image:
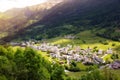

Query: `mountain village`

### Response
(10, 41, 114, 66)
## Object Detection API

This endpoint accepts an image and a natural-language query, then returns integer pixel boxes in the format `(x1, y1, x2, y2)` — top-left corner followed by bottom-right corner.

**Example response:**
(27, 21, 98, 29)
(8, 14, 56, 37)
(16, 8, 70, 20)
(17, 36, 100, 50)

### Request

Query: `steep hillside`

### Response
(1, 0, 120, 42)
(0, 0, 64, 40)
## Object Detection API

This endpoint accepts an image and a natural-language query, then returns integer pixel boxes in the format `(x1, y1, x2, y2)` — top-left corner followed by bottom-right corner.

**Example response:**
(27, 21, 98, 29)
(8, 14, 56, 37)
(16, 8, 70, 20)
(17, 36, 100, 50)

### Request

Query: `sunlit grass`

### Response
(0, 32, 8, 38)
(47, 30, 120, 50)
(49, 38, 120, 50)
(52, 39, 71, 45)
(79, 42, 120, 50)
(102, 54, 113, 61)
(0, 14, 11, 19)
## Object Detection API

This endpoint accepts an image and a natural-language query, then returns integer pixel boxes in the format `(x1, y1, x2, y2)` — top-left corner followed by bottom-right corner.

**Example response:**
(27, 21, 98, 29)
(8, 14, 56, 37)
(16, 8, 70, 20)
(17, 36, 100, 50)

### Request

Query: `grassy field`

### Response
(67, 69, 120, 80)
(111, 70, 120, 79)
(102, 54, 113, 62)
(47, 30, 120, 50)
(100, 69, 120, 80)
(66, 71, 87, 79)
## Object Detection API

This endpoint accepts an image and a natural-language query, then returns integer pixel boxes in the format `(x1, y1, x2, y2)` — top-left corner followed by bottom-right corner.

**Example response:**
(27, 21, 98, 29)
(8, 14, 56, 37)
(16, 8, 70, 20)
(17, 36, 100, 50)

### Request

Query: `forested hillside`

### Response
(1, 0, 120, 42)
(0, 0, 64, 41)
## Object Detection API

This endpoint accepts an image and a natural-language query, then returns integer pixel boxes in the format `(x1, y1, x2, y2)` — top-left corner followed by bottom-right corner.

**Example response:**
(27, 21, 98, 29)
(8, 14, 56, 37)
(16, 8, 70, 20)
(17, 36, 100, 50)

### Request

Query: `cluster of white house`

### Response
(10, 41, 113, 65)
(29, 42, 113, 65)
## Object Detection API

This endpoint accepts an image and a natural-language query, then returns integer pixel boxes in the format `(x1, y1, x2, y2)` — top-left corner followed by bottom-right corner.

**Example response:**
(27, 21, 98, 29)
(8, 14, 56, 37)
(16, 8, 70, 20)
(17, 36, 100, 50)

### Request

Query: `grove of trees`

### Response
(0, 46, 65, 80)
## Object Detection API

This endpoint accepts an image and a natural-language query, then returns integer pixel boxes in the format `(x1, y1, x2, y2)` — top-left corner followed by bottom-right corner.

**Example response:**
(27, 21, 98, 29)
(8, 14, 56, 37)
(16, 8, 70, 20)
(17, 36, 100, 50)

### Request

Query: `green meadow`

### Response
(47, 30, 120, 50)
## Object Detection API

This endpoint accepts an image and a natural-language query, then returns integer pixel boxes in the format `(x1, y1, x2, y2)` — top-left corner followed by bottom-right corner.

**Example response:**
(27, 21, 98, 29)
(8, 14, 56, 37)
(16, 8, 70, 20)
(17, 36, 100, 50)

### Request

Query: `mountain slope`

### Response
(0, 0, 64, 40)
(1, 0, 120, 42)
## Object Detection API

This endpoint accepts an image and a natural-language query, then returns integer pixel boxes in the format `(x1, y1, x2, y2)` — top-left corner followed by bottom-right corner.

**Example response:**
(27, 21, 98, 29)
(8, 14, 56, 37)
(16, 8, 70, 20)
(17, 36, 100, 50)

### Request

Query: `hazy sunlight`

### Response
(0, 0, 48, 12)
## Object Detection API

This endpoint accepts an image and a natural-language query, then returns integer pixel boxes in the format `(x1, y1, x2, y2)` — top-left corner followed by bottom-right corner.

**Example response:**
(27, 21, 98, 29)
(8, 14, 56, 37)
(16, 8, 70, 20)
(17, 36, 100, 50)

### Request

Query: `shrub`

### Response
(99, 40, 103, 43)
(111, 53, 119, 60)
(67, 61, 81, 72)
(112, 43, 116, 46)
(102, 41, 109, 45)
(82, 40, 86, 43)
